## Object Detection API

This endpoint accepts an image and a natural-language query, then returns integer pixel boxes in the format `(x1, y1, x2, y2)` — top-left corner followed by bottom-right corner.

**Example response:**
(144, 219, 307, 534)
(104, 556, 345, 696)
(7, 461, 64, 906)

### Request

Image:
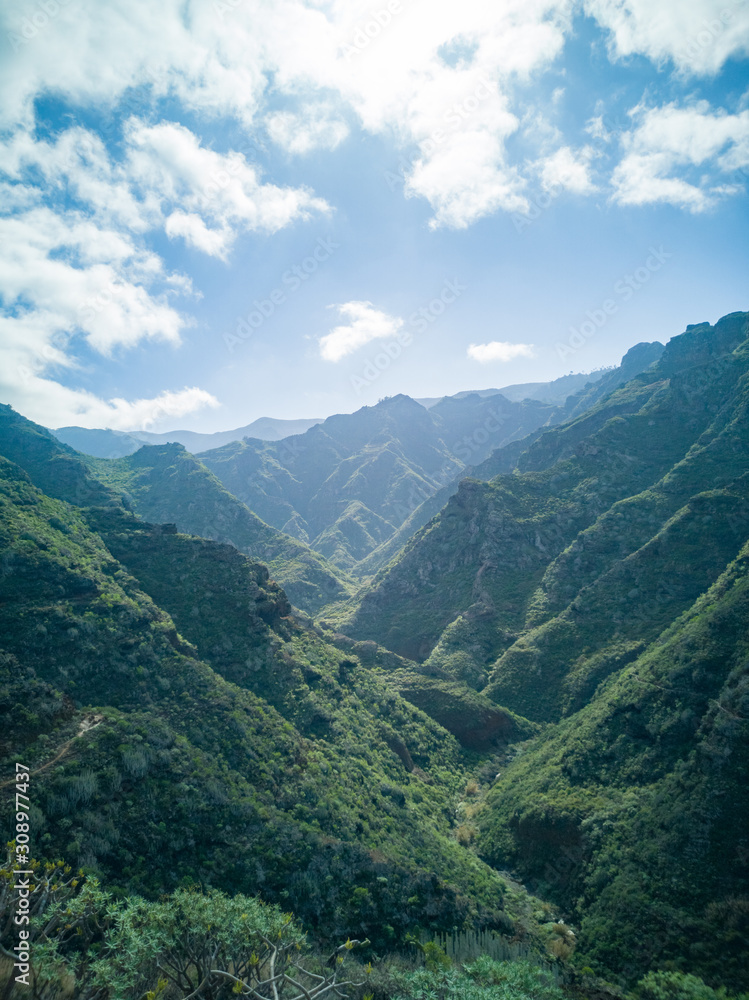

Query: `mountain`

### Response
(330, 317, 742, 668)
(199, 392, 569, 574)
(50, 367, 632, 582)
(83, 443, 354, 614)
(352, 342, 664, 580)
(478, 539, 749, 987)
(49, 426, 146, 458)
(52, 415, 324, 458)
(3, 311, 748, 992)
(0, 403, 553, 956)
(321, 311, 749, 986)
(415, 368, 611, 409)
(130, 415, 324, 450)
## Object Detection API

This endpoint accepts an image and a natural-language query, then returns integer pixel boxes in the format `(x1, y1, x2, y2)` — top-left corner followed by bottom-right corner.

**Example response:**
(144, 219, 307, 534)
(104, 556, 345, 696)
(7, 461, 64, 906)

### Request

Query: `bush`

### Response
(383, 958, 565, 1000)
(636, 971, 747, 1000)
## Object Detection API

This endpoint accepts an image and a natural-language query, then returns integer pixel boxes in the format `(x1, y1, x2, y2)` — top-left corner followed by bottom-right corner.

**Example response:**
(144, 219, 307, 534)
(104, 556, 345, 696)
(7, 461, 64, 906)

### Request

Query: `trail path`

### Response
(0, 715, 103, 791)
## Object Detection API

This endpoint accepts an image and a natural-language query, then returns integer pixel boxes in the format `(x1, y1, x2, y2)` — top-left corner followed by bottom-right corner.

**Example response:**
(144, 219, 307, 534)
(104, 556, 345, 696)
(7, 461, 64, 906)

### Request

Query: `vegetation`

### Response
(320, 313, 749, 987)
(2, 314, 748, 996)
(0, 411, 550, 967)
(85, 443, 354, 614)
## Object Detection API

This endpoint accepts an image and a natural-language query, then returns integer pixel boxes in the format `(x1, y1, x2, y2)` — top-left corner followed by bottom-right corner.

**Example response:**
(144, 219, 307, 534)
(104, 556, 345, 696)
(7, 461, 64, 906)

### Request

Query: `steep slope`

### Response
(85, 443, 353, 613)
(0, 412, 544, 951)
(200, 395, 461, 556)
(355, 342, 664, 579)
(477, 539, 749, 989)
(317, 311, 749, 987)
(200, 393, 566, 574)
(330, 316, 745, 677)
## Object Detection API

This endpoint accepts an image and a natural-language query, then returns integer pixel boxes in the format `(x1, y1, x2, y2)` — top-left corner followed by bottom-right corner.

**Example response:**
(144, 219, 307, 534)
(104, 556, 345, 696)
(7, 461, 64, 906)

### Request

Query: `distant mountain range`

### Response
(50, 368, 611, 459)
(414, 368, 611, 408)
(52, 415, 325, 457)
(48, 353, 660, 586)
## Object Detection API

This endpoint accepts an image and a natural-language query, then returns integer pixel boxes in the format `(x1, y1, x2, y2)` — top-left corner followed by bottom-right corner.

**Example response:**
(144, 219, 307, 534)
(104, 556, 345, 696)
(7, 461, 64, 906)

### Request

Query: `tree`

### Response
(98, 888, 368, 1000)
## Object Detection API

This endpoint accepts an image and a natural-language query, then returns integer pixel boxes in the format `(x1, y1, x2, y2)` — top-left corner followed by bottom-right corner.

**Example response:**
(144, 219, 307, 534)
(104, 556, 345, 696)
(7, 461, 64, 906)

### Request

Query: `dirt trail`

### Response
(0, 715, 103, 791)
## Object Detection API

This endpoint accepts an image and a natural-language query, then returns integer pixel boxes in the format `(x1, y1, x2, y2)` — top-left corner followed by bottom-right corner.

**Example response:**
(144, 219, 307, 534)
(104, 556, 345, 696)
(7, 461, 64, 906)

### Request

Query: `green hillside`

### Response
(199, 392, 560, 573)
(85, 442, 354, 614)
(0, 408, 552, 960)
(315, 311, 749, 987)
(2, 313, 748, 996)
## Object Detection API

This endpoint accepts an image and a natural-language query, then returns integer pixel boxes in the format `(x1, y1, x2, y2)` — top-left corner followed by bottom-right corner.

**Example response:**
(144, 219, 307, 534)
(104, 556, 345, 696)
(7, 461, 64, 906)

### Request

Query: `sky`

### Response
(0, 0, 748, 432)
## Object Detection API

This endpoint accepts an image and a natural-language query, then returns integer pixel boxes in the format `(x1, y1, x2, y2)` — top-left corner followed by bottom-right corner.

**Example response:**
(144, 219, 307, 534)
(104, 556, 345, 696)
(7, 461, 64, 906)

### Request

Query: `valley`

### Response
(1, 313, 748, 998)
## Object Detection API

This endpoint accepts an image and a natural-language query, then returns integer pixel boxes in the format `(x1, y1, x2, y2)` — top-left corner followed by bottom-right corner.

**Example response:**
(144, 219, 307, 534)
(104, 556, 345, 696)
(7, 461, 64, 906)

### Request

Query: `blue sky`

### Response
(0, 0, 747, 432)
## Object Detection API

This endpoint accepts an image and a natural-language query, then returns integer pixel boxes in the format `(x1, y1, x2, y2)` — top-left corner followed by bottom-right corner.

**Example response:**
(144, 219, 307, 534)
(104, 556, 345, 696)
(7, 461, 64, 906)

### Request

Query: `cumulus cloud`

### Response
(0, 0, 268, 129)
(0, 304, 217, 431)
(0, 112, 331, 426)
(467, 341, 536, 363)
(0, 0, 574, 230)
(584, 0, 749, 75)
(125, 120, 330, 258)
(611, 102, 749, 210)
(0, 207, 184, 355)
(0, 0, 747, 430)
(2, 0, 747, 234)
(320, 302, 404, 361)
(2, 369, 219, 432)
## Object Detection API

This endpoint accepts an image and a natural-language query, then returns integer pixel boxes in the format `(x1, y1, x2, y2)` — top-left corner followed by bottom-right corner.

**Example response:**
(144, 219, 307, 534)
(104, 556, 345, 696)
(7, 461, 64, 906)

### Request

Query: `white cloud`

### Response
(467, 341, 536, 363)
(320, 302, 404, 361)
(0, 0, 267, 130)
(0, 207, 184, 355)
(267, 105, 350, 154)
(3, 0, 745, 234)
(0, 120, 331, 262)
(0, 0, 576, 231)
(611, 102, 749, 210)
(0, 307, 218, 431)
(125, 120, 330, 258)
(406, 119, 529, 229)
(334, 2, 573, 228)
(539, 145, 597, 193)
(584, 0, 749, 75)
(0, 113, 332, 426)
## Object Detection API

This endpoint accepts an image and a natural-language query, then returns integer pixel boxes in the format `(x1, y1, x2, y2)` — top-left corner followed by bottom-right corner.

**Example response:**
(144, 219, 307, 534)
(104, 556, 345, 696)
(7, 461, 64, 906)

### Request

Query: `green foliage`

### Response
(0, 413, 528, 955)
(198, 391, 569, 576)
(10, 872, 363, 1000)
(86, 443, 354, 614)
(3, 313, 749, 996)
(383, 958, 565, 1000)
(636, 971, 749, 1000)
